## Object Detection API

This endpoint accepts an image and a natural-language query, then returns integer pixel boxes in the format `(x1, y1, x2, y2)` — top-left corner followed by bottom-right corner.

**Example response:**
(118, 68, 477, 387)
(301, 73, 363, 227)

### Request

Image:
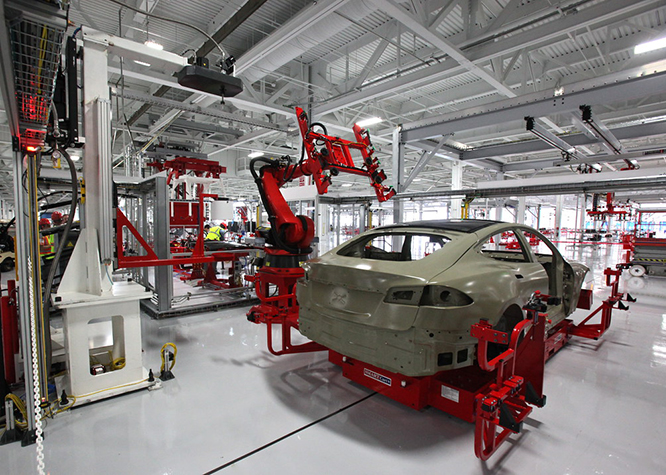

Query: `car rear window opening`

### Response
(338, 232, 451, 262)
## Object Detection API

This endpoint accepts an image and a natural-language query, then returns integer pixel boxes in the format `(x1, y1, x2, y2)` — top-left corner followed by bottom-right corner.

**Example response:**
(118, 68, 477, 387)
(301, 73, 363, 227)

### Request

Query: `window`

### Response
(479, 229, 529, 262)
(338, 232, 450, 261)
(525, 231, 554, 259)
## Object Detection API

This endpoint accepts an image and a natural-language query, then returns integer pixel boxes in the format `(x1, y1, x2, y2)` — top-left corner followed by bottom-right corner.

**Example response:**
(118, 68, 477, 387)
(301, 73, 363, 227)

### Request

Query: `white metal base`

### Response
(54, 227, 151, 405)
(57, 288, 150, 405)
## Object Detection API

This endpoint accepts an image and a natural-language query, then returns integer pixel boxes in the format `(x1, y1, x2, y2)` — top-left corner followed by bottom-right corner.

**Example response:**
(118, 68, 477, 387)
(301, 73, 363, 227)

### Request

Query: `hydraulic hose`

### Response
(42, 147, 78, 373)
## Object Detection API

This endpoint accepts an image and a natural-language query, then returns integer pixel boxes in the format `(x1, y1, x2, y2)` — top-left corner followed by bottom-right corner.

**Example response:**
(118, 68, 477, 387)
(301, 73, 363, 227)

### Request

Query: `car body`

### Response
(297, 220, 588, 377)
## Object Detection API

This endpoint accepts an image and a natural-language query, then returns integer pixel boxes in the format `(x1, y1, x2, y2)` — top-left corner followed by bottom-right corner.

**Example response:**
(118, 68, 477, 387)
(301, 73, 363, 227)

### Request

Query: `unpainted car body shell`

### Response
(297, 220, 588, 377)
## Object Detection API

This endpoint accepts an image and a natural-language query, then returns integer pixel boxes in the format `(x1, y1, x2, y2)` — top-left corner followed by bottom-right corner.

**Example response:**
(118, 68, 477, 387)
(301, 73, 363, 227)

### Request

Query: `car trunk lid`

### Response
(302, 251, 464, 331)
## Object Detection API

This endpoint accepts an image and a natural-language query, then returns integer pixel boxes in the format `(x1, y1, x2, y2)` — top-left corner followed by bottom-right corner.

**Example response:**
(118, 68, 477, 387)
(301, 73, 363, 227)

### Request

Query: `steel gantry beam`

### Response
(461, 120, 666, 165)
(401, 65, 666, 142)
(525, 116, 586, 161)
(502, 148, 666, 173)
(320, 169, 666, 205)
(107, 65, 294, 119)
(314, 0, 662, 117)
(111, 89, 287, 132)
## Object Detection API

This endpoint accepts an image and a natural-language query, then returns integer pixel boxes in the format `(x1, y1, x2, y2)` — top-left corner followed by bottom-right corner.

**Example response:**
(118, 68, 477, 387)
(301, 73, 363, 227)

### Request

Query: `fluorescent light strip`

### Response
(356, 117, 383, 127)
(635, 37, 666, 54)
(144, 40, 163, 50)
(248, 151, 264, 158)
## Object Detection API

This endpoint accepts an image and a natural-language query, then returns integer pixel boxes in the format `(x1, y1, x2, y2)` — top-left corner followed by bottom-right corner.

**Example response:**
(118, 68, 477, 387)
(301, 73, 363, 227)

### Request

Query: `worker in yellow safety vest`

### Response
(205, 223, 226, 241)
(39, 218, 54, 255)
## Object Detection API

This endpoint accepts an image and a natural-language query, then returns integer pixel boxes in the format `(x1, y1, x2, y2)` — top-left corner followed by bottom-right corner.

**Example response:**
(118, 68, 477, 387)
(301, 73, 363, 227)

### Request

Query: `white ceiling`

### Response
(2, 0, 666, 207)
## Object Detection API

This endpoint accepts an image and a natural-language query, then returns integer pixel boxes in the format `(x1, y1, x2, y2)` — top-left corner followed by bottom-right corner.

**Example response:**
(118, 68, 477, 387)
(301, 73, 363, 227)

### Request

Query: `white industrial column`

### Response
(81, 36, 114, 265)
(577, 194, 586, 231)
(392, 126, 405, 223)
(555, 194, 564, 240)
(450, 160, 463, 219)
(493, 172, 504, 221)
(517, 196, 526, 224)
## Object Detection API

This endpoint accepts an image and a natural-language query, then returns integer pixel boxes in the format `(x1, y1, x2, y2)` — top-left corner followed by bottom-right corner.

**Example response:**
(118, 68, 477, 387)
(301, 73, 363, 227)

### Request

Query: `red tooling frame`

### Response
(181, 251, 250, 289)
(116, 193, 218, 269)
(245, 256, 325, 356)
(327, 266, 634, 460)
(147, 156, 226, 200)
(587, 192, 630, 220)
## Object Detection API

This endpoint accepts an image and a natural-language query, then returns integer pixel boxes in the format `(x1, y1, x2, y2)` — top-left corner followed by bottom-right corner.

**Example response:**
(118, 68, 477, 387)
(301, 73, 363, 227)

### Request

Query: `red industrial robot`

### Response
(246, 107, 394, 354)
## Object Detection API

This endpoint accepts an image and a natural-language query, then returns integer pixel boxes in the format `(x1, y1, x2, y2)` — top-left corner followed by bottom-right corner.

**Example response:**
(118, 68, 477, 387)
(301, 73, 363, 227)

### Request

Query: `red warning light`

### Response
(26, 145, 39, 152)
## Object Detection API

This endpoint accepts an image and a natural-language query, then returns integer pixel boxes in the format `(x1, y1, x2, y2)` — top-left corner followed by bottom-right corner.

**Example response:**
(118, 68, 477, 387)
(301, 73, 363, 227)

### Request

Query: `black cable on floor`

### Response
(202, 391, 378, 474)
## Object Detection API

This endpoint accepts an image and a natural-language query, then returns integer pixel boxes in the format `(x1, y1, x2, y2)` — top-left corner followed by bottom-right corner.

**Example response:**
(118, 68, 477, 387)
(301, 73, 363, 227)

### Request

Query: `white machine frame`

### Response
(53, 29, 188, 404)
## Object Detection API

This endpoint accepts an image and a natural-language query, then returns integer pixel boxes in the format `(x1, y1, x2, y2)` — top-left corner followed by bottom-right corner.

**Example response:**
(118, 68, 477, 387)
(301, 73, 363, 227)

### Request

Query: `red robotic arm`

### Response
(250, 108, 395, 253)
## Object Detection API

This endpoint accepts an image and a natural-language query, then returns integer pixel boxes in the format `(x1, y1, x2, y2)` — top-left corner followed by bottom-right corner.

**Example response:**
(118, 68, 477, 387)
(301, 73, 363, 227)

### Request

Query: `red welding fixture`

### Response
(587, 192, 631, 220)
(327, 268, 634, 460)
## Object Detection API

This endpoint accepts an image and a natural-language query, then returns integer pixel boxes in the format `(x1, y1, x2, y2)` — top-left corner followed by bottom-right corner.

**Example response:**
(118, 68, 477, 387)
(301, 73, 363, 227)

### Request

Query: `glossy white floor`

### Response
(2, 243, 665, 475)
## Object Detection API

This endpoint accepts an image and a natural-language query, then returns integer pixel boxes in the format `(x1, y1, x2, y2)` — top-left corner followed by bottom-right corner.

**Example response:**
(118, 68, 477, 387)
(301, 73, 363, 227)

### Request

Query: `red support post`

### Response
(1, 280, 18, 384)
(246, 263, 326, 356)
(571, 267, 627, 340)
(471, 293, 549, 460)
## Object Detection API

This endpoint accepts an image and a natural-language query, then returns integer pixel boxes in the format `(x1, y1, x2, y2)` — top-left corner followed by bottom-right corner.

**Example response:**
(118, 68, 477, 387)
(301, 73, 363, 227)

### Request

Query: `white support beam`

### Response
(82, 28, 187, 73)
(107, 65, 293, 117)
(403, 134, 449, 190)
(235, 0, 350, 76)
(392, 126, 406, 193)
(517, 196, 526, 224)
(429, 0, 458, 29)
(315, 0, 661, 116)
(450, 160, 463, 219)
(371, 0, 515, 97)
(350, 37, 391, 91)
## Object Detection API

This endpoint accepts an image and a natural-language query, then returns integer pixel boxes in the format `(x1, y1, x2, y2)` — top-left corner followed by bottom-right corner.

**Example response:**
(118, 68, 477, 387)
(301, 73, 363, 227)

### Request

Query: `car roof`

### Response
(376, 219, 504, 233)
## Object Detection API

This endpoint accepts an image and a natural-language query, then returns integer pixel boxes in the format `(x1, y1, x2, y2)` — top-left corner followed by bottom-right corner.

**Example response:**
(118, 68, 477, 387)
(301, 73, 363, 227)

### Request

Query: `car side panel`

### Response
(413, 250, 549, 331)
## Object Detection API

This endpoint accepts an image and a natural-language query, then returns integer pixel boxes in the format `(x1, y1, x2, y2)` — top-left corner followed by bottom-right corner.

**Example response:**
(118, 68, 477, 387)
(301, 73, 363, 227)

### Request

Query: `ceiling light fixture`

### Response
(356, 117, 383, 127)
(134, 60, 151, 67)
(248, 151, 264, 158)
(634, 36, 666, 54)
(341, 183, 353, 187)
(144, 39, 163, 50)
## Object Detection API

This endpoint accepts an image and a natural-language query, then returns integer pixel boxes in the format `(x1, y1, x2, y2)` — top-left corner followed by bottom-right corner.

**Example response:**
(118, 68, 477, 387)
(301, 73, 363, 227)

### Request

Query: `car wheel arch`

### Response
(493, 302, 524, 331)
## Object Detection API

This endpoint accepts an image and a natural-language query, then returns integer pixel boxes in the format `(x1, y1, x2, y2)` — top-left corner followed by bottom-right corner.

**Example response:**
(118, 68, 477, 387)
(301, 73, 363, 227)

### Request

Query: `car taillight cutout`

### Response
(420, 286, 473, 307)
